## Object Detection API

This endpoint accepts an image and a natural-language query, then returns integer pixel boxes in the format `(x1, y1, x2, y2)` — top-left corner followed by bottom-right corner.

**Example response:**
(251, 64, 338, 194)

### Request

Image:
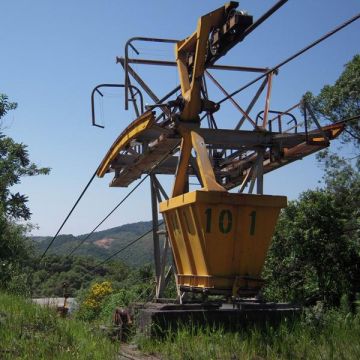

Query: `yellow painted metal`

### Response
(175, 3, 235, 121)
(172, 129, 225, 197)
(172, 132, 193, 197)
(191, 131, 226, 192)
(160, 190, 287, 295)
(92, 2, 349, 301)
(97, 111, 155, 177)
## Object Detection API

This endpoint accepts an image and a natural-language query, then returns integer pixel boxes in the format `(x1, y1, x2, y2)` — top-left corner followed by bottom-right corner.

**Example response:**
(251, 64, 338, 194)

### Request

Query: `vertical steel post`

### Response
(156, 231, 169, 298)
(262, 72, 273, 129)
(151, 174, 180, 300)
(256, 149, 264, 195)
(150, 174, 161, 296)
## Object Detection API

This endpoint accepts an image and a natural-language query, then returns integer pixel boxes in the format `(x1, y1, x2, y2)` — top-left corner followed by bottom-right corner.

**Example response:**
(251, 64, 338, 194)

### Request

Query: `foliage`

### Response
(81, 281, 113, 318)
(263, 56, 360, 307)
(263, 152, 360, 306)
(0, 292, 117, 359)
(76, 264, 155, 323)
(32, 220, 159, 267)
(303, 54, 360, 146)
(263, 190, 359, 306)
(0, 93, 17, 119)
(137, 309, 360, 360)
(28, 254, 130, 298)
(318, 149, 360, 205)
(0, 93, 50, 294)
(0, 204, 35, 296)
(99, 281, 154, 323)
(0, 132, 50, 221)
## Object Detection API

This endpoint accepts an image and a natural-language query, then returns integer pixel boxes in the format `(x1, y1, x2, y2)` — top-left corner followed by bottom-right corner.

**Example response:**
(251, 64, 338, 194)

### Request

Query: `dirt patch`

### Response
(119, 343, 161, 360)
(94, 237, 115, 249)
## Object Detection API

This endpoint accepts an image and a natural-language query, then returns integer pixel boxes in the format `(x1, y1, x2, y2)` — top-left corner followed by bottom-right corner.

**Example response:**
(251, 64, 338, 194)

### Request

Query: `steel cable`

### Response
(217, 12, 360, 106)
(40, 9, 360, 262)
(65, 142, 179, 257)
(93, 221, 164, 269)
(66, 176, 149, 258)
(40, 169, 98, 261)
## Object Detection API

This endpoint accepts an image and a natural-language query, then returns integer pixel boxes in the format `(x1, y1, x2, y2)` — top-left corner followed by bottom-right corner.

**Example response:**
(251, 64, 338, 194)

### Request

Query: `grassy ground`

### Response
(137, 310, 360, 360)
(0, 292, 118, 359)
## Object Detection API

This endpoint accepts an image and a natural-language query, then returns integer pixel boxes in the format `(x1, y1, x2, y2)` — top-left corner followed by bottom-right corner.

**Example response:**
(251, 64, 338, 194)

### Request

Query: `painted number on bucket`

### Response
(219, 210, 232, 234)
(171, 214, 179, 231)
(249, 210, 256, 235)
(205, 208, 212, 233)
(205, 208, 232, 234)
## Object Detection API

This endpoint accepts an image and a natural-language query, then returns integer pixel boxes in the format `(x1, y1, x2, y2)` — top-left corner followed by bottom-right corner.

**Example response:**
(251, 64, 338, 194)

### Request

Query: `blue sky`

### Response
(1, 0, 359, 236)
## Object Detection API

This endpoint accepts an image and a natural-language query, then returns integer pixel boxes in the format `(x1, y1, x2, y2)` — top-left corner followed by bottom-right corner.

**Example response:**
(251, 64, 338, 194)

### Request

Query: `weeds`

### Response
(0, 292, 118, 359)
(137, 309, 360, 360)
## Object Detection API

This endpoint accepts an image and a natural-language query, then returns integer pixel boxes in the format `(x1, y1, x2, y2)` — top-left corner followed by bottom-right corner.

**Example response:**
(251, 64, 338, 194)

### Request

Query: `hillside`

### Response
(31, 220, 162, 267)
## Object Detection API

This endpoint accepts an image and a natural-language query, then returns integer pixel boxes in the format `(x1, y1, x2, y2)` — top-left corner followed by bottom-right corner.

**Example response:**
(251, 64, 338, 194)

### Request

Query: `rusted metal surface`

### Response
(91, 84, 144, 127)
(136, 301, 300, 338)
(101, 114, 344, 190)
(124, 37, 178, 111)
(93, 1, 351, 303)
(95, 1, 352, 193)
(120, 57, 269, 73)
(205, 70, 256, 127)
(109, 137, 180, 187)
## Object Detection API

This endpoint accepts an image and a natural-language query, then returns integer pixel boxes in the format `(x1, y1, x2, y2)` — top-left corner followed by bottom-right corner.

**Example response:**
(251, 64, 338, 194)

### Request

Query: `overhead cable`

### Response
(66, 176, 149, 257)
(40, 169, 98, 260)
(66, 142, 179, 257)
(93, 222, 164, 269)
(217, 12, 360, 106)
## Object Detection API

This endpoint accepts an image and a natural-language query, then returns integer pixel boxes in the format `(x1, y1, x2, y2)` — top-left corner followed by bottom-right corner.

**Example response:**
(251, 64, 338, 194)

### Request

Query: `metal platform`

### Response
(135, 301, 301, 337)
(97, 110, 344, 190)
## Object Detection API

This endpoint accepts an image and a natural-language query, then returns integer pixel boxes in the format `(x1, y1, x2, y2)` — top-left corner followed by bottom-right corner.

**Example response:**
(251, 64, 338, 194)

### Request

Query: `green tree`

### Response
(303, 54, 360, 146)
(0, 93, 50, 293)
(263, 153, 360, 307)
(0, 93, 17, 118)
(263, 190, 359, 306)
(264, 56, 360, 307)
(0, 97, 50, 220)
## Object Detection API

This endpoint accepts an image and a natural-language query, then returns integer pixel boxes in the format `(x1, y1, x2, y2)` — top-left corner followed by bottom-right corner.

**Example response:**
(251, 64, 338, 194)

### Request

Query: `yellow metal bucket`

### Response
(159, 190, 287, 296)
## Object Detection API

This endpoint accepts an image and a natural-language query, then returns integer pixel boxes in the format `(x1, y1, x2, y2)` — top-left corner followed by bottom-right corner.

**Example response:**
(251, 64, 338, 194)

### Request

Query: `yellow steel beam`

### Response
(191, 131, 226, 192)
(175, 3, 235, 121)
(97, 111, 155, 177)
(172, 133, 192, 197)
(172, 128, 225, 197)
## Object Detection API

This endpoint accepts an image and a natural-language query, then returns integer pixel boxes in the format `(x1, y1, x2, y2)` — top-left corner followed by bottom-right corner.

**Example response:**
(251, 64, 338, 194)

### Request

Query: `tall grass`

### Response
(0, 292, 118, 359)
(137, 310, 360, 359)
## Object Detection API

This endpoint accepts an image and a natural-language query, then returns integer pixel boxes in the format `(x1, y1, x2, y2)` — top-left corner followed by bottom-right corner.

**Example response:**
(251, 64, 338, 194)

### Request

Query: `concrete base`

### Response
(136, 301, 301, 337)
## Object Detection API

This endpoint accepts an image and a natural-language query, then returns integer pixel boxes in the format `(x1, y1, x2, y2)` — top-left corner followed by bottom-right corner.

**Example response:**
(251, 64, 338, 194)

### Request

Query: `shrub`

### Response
(77, 281, 113, 321)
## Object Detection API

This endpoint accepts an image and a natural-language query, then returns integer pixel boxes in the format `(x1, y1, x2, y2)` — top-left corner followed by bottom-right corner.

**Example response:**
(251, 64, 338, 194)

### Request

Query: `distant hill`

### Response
(31, 221, 164, 267)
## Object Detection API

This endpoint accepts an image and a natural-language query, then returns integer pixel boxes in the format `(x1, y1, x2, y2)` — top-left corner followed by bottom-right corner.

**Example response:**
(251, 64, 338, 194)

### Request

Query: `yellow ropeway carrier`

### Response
(96, 2, 345, 300)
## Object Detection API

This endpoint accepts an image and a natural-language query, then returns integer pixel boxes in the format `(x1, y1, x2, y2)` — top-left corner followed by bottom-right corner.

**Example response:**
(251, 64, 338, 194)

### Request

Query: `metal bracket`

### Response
(91, 83, 144, 128)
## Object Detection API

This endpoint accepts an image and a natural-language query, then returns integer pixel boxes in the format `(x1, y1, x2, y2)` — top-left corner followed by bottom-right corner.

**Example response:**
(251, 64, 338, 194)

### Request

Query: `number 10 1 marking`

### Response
(205, 208, 257, 235)
(205, 208, 232, 234)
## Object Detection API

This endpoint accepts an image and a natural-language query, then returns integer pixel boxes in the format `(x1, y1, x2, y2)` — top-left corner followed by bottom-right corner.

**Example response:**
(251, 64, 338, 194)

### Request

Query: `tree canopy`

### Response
(264, 55, 360, 307)
(0, 95, 50, 221)
(263, 181, 360, 306)
(304, 54, 360, 147)
(0, 93, 50, 293)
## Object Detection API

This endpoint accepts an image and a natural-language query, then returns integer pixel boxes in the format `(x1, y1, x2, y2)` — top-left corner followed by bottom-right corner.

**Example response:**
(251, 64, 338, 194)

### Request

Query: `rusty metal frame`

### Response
(262, 72, 274, 128)
(124, 37, 179, 111)
(150, 174, 178, 299)
(94, 0, 350, 300)
(205, 70, 256, 128)
(91, 83, 144, 128)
